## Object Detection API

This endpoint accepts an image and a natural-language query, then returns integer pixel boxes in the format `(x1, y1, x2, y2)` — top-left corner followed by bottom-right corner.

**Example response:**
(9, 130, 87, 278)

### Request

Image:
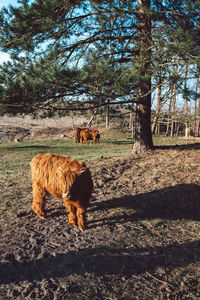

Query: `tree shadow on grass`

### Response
(154, 142, 200, 151)
(0, 240, 200, 284)
(106, 140, 200, 149)
(106, 140, 133, 145)
(89, 184, 200, 226)
(8, 145, 50, 150)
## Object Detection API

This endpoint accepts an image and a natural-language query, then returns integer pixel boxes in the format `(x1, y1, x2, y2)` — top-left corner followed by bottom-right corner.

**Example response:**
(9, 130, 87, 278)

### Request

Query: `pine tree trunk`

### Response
(184, 66, 190, 129)
(105, 105, 110, 128)
(131, 0, 153, 154)
(152, 75, 162, 134)
(194, 79, 200, 137)
(165, 86, 173, 136)
(157, 122, 160, 135)
(170, 84, 176, 137)
(198, 96, 200, 137)
(132, 99, 153, 154)
(129, 108, 135, 138)
(194, 95, 197, 137)
(176, 122, 180, 136)
(129, 112, 133, 129)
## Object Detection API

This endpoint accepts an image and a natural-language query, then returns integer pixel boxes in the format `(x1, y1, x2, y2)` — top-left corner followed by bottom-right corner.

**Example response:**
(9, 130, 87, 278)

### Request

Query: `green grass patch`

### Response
(0, 136, 132, 174)
(0, 134, 199, 174)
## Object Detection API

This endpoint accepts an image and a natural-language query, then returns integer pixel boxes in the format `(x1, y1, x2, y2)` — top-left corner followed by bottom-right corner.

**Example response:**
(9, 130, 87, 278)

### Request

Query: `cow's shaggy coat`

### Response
(75, 128, 100, 144)
(89, 129, 100, 144)
(75, 127, 85, 143)
(30, 153, 93, 230)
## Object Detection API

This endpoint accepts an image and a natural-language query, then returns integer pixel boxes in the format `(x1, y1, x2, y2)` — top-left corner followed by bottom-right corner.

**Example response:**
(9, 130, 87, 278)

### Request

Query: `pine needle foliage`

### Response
(0, 0, 199, 151)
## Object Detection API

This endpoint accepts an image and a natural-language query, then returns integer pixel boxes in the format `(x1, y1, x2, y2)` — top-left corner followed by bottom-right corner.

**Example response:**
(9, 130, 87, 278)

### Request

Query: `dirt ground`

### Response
(0, 117, 200, 299)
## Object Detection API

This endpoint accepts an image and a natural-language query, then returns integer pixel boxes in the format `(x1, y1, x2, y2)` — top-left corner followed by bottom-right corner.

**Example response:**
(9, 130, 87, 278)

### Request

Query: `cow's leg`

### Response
(76, 207, 87, 231)
(32, 182, 47, 219)
(84, 138, 89, 144)
(75, 134, 80, 143)
(64, 201, 77, 227)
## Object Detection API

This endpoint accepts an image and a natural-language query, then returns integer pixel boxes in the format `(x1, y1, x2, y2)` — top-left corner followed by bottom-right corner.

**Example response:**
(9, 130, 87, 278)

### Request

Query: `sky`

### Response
(0, 0, 19, 64)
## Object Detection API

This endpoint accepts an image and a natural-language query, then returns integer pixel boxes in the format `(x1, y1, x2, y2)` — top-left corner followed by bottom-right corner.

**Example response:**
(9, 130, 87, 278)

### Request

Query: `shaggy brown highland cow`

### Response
(75, 127, 81, 143)
(89, 129, 100, 144)
(80, 128, 91, 144)
(30, 153, 93, 231)
(75, 127, 100, 144)
(74, 127, 85, 143)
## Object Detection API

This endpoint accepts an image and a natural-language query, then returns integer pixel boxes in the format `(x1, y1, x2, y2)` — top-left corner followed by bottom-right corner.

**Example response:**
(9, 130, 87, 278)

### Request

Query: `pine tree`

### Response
(0, 0, 199, 152)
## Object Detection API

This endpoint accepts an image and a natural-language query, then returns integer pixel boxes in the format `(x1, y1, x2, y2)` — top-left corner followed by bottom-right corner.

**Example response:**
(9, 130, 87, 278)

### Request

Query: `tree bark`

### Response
(170, 84, 176, 137)
(165, 85, 173, 136)
(198, 94, 200, 137)
(194, 79, 200, 137)
(132, 99, 153, 153)
(131, 0, 153, 154)
(105, 104, 110, 128)
(175, 122, 180, 136)
(152, 77, 162, 134)
(129, 112, 135, 138)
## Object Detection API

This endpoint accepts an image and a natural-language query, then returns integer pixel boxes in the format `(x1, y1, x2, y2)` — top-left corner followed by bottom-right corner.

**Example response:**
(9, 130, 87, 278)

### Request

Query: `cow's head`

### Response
(91, 129, 100, 142)
(83, 129, 91, 138)
(57, 167, 87, 200)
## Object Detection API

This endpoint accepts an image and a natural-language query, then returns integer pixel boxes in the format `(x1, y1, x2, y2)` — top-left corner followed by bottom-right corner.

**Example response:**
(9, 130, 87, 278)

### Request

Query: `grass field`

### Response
(0, 131, 200, 299)
(0, 130, 197, 173)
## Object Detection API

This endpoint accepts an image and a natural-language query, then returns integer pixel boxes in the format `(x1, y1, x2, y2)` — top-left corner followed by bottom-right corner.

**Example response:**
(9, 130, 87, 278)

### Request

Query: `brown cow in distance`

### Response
(75, 127, 81, 143)
(30, 153, 93, 231)
(75, 127, 87, 143)
(80, 128, 91, 144)
(75, 127, 100, 144)
(89, 129, 100, 144)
